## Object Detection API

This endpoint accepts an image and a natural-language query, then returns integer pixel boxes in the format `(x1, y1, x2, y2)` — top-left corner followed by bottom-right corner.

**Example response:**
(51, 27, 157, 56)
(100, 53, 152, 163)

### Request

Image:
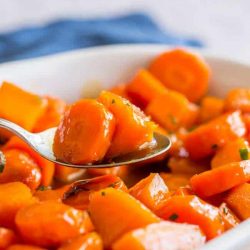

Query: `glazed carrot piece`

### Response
(7, 245, 46, 250)
(224, 183, 250, 220)
(199, 96, 224, 123)
(0, 82, 47, 131)
(98, 91, 155, 158)
(33, 96, 67, 132)
(0, 149, 41, 190)
(211, 138, 249, 168)
(157, 195, 224, 240)
(219, 203, 240, 230)
(3, 136, 55, 186)
(160, 173, 190, 191)
(0, 228, 18, 250)
(89, 188, 160, 248)
(54, 164, 85, 183)
(168, 157, 209, 176)
(59, 232, 103, 250)
(126, 69, 167, 108)
(34, 185, 70, 202)
(15, 201, 94, 247)
(110, 83, 131, 99)
(0, 182, 35, 228)
(53, 99, 115, 164)
(184, 111, 246, 160)
(224, 88, 250, 113)
(145, 90, 193, 132)
(63, 174, 128, 210)
(149, 49, 210, 102)
(129, 173, 169, 211)
(112, 221, 205, 250)
(190, 161, 250, 197)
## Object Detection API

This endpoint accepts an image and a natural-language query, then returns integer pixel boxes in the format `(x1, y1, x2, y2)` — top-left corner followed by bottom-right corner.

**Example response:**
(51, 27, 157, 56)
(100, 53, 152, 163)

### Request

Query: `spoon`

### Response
(0, 118, 171, 168)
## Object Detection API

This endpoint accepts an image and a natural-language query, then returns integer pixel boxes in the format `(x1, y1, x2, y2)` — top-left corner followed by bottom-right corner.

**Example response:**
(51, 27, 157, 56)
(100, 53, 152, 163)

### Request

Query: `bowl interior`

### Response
(0, 45, 250, 102)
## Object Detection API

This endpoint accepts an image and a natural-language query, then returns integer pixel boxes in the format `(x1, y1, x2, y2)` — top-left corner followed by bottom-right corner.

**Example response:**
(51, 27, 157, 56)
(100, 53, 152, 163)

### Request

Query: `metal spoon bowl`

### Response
(0, 118, 171, 168)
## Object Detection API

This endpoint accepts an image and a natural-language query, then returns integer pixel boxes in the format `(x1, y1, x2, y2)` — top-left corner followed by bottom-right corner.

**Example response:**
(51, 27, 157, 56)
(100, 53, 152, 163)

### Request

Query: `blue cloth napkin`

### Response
(0, 13, 202, 63)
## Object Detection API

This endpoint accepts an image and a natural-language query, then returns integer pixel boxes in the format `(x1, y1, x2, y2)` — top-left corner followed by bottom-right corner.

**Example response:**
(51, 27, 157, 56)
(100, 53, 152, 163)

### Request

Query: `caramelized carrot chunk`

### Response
(0, 82, 47, 131)
(0, 149, 41, 190)
(98, 91, 155, 158)
(184, 112, 246, 160)
(53, 99, 115, 164)
(224, 183, 250, 220)
(157, 195, 224, 240)
(190, 161, 250, 197)
(0, 182, 35, 228)
(89, 188, 160, 248)
(149, 49, 210, 102)
(0, 227, 18, 250)
(15, 201, 93, 247)
(129, 173, 169, 211)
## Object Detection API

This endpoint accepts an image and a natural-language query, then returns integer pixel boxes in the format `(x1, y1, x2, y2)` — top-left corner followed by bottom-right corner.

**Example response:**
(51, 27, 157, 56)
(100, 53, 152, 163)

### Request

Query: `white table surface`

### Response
(0, 0, 250, 63)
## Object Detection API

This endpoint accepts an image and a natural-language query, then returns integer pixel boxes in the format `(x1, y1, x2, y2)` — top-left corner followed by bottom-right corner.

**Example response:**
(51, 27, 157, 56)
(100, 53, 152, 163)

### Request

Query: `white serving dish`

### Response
(0, 44, 249, 250)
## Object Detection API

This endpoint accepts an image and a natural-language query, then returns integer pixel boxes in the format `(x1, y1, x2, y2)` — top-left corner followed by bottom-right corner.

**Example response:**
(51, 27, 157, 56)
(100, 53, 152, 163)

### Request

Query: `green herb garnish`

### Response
(0, 151, 6, 173)
(101, 191, 106, 196)
(239, 148, 249, 160)
(223, 207, 228, 215)
(37, 185, 49, 191)
(169, 213, 179, 221)
(111, 99, 116, 104)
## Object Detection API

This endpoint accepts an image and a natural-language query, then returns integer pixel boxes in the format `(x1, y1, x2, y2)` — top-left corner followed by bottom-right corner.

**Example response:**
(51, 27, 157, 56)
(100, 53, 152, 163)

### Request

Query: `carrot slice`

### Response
(145, 90, 189, 132)
(126, 69, 167, 108)
(63, 174, 128, 210)
(184, 111, 246, 160)
(0, 182, 35, 228)
(160, 173, 190, 191)
(219, 203, 240, 230)
(224, 183, 250, 220)
(110, 83, 130, 99)
(33, 96, 66, 132)
(211, 138, 249, 168)
(224, 88, 250, 113)
(129, 173, 169, 211)
(15, 201, 93, 247)
(190, 161, 250, 197)
(98, 91, 155, 158)
(3, 136, 55, 186)
(112, 221, 205, 250)
(89, 188, 160, 248)
(0, 228, 18, 249)
(53, 99, 115, 164)
(157, 195, 224, 240)
(149, 49, 210, 102)
(0, 149, 42, 190)
(58, 232, 103, 250)
(0, 82, 47, 131)
(199, 96, 224, 123)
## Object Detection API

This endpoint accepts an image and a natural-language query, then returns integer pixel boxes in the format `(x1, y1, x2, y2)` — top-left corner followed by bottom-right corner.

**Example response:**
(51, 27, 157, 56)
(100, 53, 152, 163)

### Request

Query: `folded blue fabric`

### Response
(0, 13, 202, 63)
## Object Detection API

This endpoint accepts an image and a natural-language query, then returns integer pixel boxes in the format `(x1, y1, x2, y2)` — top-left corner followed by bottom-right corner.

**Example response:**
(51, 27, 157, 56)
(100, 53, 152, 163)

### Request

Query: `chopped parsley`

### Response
(169, 213, 179, 221)
(111, 99, 116, 104)
(101, 191, 106, 196)
(109, 181, 119, 188)
(0, 151, 6, 173)
(37, 185, 49, 191)
(239, 148, 249, 160)
(211, 144, 218, 150)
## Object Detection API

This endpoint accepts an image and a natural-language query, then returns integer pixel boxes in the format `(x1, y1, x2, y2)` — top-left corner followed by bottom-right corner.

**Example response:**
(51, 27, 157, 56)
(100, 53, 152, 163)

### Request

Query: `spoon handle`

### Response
(0, 118, 31, 141)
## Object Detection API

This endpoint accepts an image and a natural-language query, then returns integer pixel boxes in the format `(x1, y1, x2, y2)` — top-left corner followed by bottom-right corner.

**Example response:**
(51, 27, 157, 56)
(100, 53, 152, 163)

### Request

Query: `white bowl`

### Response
(0, 44, 249, 250)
